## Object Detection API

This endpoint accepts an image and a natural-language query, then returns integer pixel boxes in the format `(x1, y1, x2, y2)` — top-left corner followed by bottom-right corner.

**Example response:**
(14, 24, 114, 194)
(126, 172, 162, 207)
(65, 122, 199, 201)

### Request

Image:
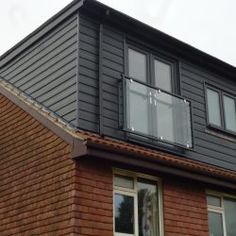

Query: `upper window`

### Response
(206, 85, 236, 134)
(128, 48, 147, 83)
(113, 170, 163, 236)
(207, 193, 236, 236)
(125, 47, 192, 148)
(154, 59, 172, 92)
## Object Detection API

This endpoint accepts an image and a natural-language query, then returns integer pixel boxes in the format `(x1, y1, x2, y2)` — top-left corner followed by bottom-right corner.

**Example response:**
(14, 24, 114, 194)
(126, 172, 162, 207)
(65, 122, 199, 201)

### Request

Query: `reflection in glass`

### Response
(154, 60, 172, 92)
(223, 96, 236, 132)
(154, 90, 192, 146)
(138, 179, 158, 236)
(207, 195, 221, 207)
(127, 81, 149, 135)
(126, 79, 192, 147)
(208, 212, 224, 236)
(115, 193, 134, 234)
(224, 198, 236, 236)
(128, 48, 147, 83)
(155, 92, 174, 142)
(114, 175, 134, 189)
(207, 89, 222, 127)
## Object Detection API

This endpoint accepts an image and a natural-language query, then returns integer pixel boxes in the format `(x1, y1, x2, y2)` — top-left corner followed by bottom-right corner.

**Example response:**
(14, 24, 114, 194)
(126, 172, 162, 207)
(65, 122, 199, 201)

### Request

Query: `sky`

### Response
(0, 0, 235, 67)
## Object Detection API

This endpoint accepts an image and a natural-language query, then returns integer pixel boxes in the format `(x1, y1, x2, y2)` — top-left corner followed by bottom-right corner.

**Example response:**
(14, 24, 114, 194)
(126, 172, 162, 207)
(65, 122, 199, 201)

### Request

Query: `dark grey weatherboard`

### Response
(77, 11, 236, 171)
(78, 14, 100, 132)
(0, 0, 235, 171)
(0, 14, 79, 126)
(181, 62, 236, 170)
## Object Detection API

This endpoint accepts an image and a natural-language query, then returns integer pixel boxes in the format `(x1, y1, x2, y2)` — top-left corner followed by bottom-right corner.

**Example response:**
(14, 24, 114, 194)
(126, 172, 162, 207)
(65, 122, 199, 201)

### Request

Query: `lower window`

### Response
(207, 193, 236, 236)
(113, 170, 163, 236)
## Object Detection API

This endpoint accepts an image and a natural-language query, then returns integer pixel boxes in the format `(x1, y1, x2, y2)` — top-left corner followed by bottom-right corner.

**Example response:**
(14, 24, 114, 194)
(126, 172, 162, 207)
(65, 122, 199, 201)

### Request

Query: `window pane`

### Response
(207, 89, 222, 127)
(224, 198, 236, 236)
(223, 96, 236, 132)
(137, 179, 159, 236)
(208, 212, 224, 236)
(128, 48, 147, 83)
(207, 195, 221, 207)
(127, 81, 149, 135)
(115, 193, 134, 234)
(154, 60, 172, 92)
(114, 175, 134, 189)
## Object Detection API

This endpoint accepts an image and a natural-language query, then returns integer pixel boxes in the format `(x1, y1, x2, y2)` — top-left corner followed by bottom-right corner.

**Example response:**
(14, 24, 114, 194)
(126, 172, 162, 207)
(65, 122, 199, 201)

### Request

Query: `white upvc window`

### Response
(207, 191, 236, 236)
(113, 169, 164, 236)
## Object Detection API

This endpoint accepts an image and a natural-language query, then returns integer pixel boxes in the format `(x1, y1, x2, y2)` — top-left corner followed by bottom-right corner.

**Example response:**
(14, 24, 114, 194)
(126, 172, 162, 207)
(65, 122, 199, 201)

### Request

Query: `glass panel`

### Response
(115, 193, 134, 234)
(128, 48, 147, 83)
(154, 59, 172, 92)
(223, 96, 236, 132)
(114, 175, 134, 189)
(208, 211, 224, 236)
(154, 88, 192, 147)
(207, 89, 222, 127)
(126, 79, 192, 147)
(127, 81, 149, 135)
(154, 91, 174, 143)
(137, 179, 159, 236)
(224, 198, 236, 236)
(207, 195, 221, 207)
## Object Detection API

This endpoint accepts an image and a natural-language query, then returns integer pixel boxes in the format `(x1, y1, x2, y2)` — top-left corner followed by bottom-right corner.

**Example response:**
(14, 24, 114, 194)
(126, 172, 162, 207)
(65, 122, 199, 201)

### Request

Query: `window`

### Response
(125, 47, 192, 148)
(206, 85, 236, 134)
(207, 193, 236, 236)
(113, 170, 163, 236)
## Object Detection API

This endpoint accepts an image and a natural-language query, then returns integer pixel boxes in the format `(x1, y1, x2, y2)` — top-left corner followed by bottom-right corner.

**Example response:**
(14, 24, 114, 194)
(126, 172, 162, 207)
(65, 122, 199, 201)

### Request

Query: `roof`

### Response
(1, 77, 236, 189)
(79, 130, 236, 182)
(0, 0, 235, 79)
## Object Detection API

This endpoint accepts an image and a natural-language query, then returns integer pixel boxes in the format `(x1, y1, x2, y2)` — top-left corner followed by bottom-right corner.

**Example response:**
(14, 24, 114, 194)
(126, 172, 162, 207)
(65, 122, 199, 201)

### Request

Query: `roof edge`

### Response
(0, 77, 85, 147)
(0, 0, 84, 68)
(84, 0, 235, 77)
(71, 131, 236, 189)
(86, 144, 236, 190)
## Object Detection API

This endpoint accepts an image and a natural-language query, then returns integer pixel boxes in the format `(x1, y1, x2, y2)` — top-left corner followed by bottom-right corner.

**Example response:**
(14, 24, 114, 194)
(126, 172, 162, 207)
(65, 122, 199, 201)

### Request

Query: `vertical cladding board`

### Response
(102, 24, 125, 139)
(0, 14, 78, 126)
(181, 62, 236, 170)
(78, 14, 100, 132)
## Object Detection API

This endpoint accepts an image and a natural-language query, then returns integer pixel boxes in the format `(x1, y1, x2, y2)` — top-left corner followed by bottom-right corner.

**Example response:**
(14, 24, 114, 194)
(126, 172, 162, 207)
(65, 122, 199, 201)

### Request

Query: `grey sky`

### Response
(0, 0, 235, 67)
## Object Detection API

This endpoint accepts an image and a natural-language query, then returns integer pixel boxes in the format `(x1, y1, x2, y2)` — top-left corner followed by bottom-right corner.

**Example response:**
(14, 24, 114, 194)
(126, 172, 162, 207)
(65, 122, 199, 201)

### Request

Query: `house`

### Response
(0, 0, 236, 235)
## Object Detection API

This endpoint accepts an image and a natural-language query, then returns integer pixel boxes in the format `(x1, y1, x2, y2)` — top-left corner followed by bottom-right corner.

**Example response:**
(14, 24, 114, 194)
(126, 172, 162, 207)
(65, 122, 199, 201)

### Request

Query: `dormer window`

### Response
(124, 46, 192, 148)
(206, 85, 236, 134)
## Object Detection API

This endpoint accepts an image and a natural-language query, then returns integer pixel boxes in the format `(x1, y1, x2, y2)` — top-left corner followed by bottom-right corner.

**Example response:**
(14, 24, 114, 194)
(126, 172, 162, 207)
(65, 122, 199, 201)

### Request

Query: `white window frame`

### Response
(207, 190, 236, 236)
(113, 168, 164, 236)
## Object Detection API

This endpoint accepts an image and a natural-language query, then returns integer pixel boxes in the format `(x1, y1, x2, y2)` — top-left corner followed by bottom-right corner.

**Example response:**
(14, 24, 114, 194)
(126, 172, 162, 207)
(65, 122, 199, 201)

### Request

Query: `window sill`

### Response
(206, 125, 236, 142)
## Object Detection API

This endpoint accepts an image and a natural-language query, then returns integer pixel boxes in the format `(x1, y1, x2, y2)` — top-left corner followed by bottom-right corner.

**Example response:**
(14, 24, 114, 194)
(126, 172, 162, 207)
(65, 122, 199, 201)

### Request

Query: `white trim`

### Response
(207, 191, 236, 236)
(113, 168, 164, 236)
(206, 190, 236, 200)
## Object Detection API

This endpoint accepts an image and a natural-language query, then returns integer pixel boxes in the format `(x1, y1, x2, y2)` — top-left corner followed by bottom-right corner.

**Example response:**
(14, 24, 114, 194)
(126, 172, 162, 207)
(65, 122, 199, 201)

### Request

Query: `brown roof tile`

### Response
(76, 130, 236, 181)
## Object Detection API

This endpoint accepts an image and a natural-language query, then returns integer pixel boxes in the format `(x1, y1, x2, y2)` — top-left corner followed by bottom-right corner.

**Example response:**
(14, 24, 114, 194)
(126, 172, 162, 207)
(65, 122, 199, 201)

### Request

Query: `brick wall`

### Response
(74, 159, 209, 236)
(0, 94, 77, 235)
(74, 159, 113, 236)
(0, 93, 209, 236)
(163, 180, 209, 236)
